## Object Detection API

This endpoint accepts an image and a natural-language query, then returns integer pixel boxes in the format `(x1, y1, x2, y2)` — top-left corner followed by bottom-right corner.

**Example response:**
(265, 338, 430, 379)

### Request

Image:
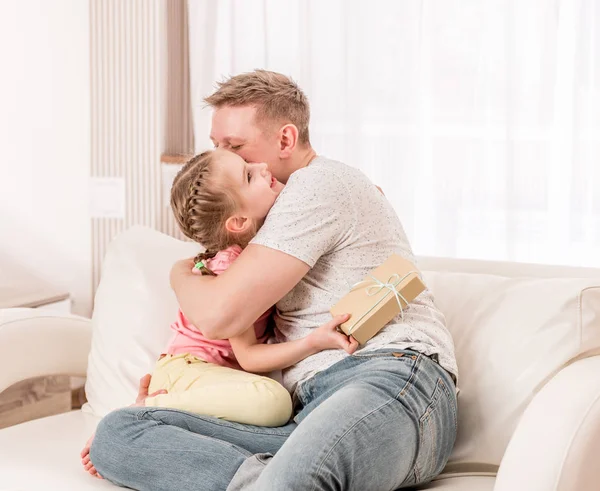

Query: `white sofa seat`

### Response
(0, 408, 496, 491)
(0, 412, 496, 491)
(0, 411, 104, 490)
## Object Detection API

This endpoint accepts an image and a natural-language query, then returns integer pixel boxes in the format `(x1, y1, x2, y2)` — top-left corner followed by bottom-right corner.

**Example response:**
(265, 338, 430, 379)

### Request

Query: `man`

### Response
(89, 70, 458, 490)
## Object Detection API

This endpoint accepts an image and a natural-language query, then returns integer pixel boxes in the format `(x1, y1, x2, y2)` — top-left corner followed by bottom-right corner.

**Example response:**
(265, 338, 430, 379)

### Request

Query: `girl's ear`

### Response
(225, 214, 252, 235)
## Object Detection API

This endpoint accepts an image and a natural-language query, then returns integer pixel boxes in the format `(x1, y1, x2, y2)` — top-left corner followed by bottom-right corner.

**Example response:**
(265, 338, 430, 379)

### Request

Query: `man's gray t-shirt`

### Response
(251, 156, 458, 393)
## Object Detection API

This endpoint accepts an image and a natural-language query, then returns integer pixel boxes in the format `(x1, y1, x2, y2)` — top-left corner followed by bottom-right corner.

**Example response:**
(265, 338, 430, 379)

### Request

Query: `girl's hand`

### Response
(131, 374, 167, 407)
(306, 314, 359, 354)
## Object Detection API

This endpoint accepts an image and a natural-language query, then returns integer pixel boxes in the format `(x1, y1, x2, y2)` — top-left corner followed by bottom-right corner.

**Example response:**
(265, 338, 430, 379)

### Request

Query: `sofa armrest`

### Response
(495, 356, 600, 491)
(0, 309, 92, 393)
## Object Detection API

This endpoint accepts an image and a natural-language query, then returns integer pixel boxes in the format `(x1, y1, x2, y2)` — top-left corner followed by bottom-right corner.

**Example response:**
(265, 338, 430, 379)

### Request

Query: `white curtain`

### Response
(187, 0, 599, 268)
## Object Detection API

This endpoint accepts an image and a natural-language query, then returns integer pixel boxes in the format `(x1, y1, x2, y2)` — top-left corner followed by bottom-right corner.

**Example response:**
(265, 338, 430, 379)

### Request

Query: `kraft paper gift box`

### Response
(330, 254, 426, 345)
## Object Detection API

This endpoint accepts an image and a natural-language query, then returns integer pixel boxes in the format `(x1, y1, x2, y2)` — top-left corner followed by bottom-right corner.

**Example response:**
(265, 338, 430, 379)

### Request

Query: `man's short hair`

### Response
(204, 70, 310, 145)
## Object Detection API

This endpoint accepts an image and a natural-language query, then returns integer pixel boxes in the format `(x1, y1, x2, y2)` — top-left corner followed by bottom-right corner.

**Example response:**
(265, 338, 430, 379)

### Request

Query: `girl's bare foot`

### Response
(79, 374, 166, 480)
(80, 433, 103, 479)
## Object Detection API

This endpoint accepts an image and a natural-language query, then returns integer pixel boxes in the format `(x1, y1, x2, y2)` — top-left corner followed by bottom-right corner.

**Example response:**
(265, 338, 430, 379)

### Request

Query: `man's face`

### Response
(210, 105, 287, 182)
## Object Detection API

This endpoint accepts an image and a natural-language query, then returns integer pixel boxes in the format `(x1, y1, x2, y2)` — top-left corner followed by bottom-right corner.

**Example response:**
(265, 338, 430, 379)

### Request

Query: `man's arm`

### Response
(170, 244, 310, 340)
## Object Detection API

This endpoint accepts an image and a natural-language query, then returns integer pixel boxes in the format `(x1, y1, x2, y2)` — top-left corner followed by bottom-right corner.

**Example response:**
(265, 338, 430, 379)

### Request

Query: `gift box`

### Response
(330, 254, 426, 345)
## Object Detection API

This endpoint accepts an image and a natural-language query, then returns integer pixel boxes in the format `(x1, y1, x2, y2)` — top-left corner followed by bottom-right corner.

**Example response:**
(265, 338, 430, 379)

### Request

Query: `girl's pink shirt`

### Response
(165, 245, 270, 369)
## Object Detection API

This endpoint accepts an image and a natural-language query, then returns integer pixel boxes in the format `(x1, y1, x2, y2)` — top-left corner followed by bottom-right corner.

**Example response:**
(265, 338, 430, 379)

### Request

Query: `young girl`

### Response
(80, 148, 357, 479)
(145, 149, 357, 427)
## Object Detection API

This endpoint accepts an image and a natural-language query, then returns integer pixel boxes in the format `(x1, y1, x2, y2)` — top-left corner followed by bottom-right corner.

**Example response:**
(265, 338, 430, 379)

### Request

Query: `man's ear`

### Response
(278, 124, 299, 158)
(225, 214, 252, 235)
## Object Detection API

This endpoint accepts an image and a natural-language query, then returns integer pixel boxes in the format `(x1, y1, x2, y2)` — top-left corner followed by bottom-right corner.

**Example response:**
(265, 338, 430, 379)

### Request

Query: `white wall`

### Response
(0, 0, 92, 316)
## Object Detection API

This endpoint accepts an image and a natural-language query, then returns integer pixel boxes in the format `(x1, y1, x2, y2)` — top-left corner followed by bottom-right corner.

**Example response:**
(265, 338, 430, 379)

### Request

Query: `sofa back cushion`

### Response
(84, 226, 199, 417)
(422, 269, 600, 467)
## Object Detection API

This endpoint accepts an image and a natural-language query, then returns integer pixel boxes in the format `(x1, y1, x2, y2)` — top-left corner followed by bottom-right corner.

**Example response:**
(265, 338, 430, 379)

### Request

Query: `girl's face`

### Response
(214, 149, 285, 223)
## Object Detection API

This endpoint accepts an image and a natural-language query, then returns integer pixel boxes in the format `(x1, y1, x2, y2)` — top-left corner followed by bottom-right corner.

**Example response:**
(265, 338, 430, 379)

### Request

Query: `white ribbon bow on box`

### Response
(345, 271, 421, 334)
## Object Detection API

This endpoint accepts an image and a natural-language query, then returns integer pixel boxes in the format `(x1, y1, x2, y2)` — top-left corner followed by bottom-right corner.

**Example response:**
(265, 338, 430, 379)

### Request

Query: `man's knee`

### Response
(253, 454, 299, 491)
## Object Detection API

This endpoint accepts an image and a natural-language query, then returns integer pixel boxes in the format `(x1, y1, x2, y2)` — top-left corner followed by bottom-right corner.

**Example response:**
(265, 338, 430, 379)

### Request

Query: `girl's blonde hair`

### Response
(170, 151, 256, 269)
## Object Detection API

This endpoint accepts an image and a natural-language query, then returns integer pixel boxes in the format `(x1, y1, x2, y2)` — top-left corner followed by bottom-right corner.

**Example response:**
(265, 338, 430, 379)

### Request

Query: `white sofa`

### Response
(1, 226, 600, 491)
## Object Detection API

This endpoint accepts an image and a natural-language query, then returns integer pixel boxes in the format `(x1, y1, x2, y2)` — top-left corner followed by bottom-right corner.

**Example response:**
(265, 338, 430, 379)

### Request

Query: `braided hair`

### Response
(170, 150, 255, 275)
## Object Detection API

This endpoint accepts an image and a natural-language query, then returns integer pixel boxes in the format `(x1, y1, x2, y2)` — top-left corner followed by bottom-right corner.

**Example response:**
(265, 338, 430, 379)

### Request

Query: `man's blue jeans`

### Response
(90, 349, 457, 490)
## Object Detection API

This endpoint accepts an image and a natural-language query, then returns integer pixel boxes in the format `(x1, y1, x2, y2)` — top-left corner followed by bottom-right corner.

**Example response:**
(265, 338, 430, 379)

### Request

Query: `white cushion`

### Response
(422, 270, 600, 468)
(84, 226, 199, 417)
